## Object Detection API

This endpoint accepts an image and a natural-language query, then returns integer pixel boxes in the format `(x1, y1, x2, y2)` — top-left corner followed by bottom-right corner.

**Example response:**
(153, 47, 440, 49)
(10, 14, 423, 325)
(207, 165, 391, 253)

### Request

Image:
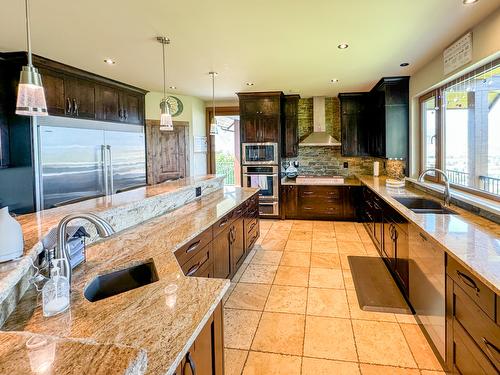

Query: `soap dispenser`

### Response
(42, 259, 70, 317)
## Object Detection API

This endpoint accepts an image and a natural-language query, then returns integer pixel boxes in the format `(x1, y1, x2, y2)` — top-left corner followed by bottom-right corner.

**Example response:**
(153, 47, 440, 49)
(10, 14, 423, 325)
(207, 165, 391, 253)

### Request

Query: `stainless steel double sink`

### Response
(392, 197, 458, 215)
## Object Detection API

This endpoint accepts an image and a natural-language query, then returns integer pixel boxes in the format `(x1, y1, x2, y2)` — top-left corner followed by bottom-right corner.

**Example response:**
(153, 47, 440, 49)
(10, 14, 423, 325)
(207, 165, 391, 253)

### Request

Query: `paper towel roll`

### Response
(373, 162, 380, 177)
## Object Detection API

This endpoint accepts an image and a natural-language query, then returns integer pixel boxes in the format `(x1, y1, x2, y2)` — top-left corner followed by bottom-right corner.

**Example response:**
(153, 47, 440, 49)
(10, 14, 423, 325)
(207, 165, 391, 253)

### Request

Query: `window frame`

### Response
(419, 58, 500, 202)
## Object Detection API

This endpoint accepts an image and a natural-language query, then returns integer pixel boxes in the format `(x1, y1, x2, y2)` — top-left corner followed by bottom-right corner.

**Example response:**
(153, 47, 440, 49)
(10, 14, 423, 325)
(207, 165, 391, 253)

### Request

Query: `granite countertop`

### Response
(358, 175, 500, 294)
(2, 186, 259, 375)
(281, 176, 361, 186)
(0, 331, 147, 375)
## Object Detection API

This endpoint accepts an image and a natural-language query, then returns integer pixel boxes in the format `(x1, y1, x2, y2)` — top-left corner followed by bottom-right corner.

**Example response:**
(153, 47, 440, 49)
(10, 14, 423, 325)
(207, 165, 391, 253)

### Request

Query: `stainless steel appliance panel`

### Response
(258, 201, 279, 216)
(242, 142, 278, 165)
(242, 165, 279, 200)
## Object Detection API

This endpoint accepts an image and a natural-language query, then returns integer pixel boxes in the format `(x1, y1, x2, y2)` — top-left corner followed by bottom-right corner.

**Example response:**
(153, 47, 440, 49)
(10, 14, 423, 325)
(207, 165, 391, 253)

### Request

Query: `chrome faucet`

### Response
(418, 168, 451, 207)
(55, 213, 115, 290)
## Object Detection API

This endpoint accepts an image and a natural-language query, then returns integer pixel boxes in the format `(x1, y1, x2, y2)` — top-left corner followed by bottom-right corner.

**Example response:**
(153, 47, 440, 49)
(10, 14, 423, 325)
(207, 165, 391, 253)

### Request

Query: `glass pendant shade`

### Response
(159, 99, 173, 131)
(209, 117, 218, 135)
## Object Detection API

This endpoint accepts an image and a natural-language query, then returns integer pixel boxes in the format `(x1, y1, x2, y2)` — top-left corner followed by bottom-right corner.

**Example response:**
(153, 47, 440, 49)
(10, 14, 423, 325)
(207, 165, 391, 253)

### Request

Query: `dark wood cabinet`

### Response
(383, 212, 409, 294)
(64, 75, 96, 119)
(212, 225, 232, 279)
(95, 84, 121, 122)
(339, 93, 369, 156)
(281, 185, 299, 219)
(238, 92, 283, 143)
(119, 90, 144, 125)
(38, 68, 66, 116)
(282, 94, 300, 157)
(231, 217, 245, 272)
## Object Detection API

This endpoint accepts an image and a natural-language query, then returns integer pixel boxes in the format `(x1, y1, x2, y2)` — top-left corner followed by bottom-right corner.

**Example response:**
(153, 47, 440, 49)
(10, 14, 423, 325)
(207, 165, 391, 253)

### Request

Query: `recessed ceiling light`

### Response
(104, 59, 116, 65)
(330, 79, 339, 83)
(337, 43, 349, 49)
(246, 82, 254, 86)
(400, 62, 410, 67)
(169, 86, 177, 89)
(463, 0, 478, 4)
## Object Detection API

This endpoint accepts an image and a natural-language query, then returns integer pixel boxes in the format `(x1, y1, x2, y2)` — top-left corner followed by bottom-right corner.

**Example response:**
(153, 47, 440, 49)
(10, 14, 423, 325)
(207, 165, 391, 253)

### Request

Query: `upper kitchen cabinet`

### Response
(95, 85, 144, 124)
(339, 93, 369, 156)
(238, 92, 283, 143)
(282, 94, 300, 157)
(64, 75, 96, 119)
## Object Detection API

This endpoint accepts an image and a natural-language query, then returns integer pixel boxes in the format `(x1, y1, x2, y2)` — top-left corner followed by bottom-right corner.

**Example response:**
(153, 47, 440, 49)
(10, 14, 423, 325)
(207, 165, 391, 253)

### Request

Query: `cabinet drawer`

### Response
(245, 217, 259, 236)
(213, 211, 236, 237)
(245, 225, 260, 251)
(447, 257, 496, 320)
(181, 243, 213, 277)
(453, 318, 499, 375)
(453, 283, 500, 370)
(175, 228, 212, 266)
(300, 204, 342, 216)
(299, 186, 342, 199)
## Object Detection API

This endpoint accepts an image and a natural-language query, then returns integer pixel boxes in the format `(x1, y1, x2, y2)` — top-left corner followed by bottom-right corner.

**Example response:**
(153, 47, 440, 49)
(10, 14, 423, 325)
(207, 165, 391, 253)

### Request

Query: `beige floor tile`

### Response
(309, 268, 344, 289)
(400, 323, 443, 370)
(239, 264, 278, 284)
(251, 312, 305, 355)
(363, 241, 379, 256)
(260, 220, 275, 230)
(223, 282, 238, 304)
(395, 313, 417, 324)
(356, 227, 372, 242)
(302, 357, 360, 375)
(337, 241, 367, 255)
(274, 266, 309, 287)
(342, 269, 356, 290)
(340, 253, 353, 270)
(334, 222, 357, 232)
(225, 349, 249, 375)
(244, 249, 256, 264)
(336, 231, 361, 242)
(232, 262, 249, 283)
(242, 351, 301, 375)
(312, 230, 336, 241)
(260, 238, 287, 251)
(285, 240, 312, 252)
(346, 290, 397, 322)
(304, 315, 358, 361)
(311, 240, 338, 253)
(419, 371, 447, 375)
(359, 363, 420, 375)
(270, 221, 294, 231)
(292, 221, 314, 231)
(224, 309, 261, 350)
(307, 288, 350, 318)
(313, 221, 335, 230)
(280, 251, 311, 267)
(289, 230, 313, 241)
(265, 285, 308, 314)
(352, 320, 417, 368)
(225, 283, 271, 311)
(310, 252, 341, 268)
(250, 250, 283, 266)
(265, 230, 290, 240)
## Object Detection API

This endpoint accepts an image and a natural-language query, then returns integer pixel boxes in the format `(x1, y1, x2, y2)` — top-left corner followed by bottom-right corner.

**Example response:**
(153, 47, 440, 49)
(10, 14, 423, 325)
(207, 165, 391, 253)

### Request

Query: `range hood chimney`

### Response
(299, 96, 341, 147)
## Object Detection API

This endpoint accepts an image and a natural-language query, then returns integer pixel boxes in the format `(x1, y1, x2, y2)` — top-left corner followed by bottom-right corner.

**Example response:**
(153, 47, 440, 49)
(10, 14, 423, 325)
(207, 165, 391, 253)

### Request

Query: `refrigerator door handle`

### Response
(107, 145, 114, 194)
(101, 144, 109, 196)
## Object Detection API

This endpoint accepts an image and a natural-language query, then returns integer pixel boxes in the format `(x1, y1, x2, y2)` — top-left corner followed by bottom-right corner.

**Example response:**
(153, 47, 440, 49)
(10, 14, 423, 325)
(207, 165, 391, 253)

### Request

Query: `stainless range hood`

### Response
(299, 96, 341, 147)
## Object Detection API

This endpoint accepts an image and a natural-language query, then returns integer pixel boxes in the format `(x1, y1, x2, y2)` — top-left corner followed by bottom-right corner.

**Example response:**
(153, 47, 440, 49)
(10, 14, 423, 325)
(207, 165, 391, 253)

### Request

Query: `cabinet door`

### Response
(395, 227, 409, 294)
(212, 226, 231, 279)
(283, 95, 299, 158)
(240, 116, 258, 143)
(341, 113, 359, 156)
(64, 76, 95, 119)
(120, 90, 144, 125)
(95, 84, 121, 122)
(259, 115, 279, 142)
(39, 68, 66, 116)
(282, 185, 298, 219)
(231, 218, 245, 273)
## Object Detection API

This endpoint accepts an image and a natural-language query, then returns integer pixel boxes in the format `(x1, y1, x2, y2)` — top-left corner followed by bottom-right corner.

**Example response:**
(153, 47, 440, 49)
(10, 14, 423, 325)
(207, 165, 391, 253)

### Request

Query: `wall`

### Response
(409, 8, 500, 177)
(145, 92, 207, 176)
(283, 97, 386, 177)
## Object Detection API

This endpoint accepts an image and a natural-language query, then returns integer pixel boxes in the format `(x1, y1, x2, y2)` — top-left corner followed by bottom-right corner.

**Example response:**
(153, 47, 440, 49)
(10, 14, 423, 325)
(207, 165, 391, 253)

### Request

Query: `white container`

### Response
(0, 206, 24, 262)
(42, 260, 70, 317)
(373, 161, 380, 177)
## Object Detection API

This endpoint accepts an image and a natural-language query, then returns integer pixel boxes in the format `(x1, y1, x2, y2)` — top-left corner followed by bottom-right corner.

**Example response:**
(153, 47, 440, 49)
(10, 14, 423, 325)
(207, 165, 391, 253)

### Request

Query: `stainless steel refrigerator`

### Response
(36, 116, 146, 209)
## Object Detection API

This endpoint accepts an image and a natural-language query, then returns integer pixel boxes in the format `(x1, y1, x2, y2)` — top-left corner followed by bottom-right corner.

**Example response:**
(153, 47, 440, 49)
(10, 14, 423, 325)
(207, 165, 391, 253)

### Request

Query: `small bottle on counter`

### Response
(373, 161, 380, 177)
(42, 259, 70, 317)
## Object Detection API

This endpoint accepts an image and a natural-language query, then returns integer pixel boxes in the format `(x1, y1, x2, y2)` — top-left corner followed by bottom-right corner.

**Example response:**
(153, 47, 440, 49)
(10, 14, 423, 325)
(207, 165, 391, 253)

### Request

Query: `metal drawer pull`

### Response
(482, 337, 500, 369)
(219, 218, 228, 227)
(186, 240, 201, 254)
(186, 254, 209, 276)
(185, 352, 197, 375)
(419, 232, 428, 241)
(248, 222, 257, 232)
(66, 98, 72, 113)
(303, 191, 314, 195)
(456, 270, 480, 294)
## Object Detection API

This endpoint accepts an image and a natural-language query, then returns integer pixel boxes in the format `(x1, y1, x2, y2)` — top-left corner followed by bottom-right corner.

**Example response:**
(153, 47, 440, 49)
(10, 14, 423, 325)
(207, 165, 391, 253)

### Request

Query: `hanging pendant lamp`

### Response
(157, 36, 173, 131)
(16, 0, 47, 116)
(209, 72, 218, 135)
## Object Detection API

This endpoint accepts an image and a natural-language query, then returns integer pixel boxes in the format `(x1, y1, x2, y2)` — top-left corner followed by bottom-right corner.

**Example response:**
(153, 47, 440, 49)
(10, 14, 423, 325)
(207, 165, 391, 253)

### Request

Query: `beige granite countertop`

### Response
(281, 176, 361, 186)
(0, 331, 147, 375)
(358, 175, 500, 294)
(2, 186, 259, 375)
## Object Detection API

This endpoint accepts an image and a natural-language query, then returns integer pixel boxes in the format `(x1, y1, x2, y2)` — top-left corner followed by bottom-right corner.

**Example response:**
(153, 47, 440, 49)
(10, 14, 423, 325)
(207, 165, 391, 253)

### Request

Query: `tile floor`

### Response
(223, 219, 446, 375)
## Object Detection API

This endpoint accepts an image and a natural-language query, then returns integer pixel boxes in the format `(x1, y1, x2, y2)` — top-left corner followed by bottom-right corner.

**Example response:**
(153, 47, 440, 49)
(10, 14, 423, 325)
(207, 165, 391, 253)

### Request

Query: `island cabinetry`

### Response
(175, 303, 224, 375)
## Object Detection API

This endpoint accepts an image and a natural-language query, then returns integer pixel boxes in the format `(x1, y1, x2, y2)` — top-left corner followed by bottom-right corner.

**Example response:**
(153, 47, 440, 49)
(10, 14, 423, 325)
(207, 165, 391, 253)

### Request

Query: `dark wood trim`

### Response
(205, 106, 239, 174)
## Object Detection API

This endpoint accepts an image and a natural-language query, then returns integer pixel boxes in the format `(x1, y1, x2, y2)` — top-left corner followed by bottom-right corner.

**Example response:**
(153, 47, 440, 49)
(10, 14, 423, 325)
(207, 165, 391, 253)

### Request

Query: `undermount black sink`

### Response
(393, 197, 458, 215)
(84, 261, 159, 302)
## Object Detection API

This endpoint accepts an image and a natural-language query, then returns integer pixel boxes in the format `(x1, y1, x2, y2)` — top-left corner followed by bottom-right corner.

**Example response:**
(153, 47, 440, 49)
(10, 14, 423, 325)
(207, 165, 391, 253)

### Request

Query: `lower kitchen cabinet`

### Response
(212, 225, 232, 279)
(281, 185, 359, 220)
(175, 303, 224, 375)
(231, 217, 245, 272)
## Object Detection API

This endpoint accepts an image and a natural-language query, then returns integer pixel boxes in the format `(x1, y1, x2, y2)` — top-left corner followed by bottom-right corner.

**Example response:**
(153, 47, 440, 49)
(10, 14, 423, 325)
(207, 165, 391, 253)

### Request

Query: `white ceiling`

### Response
(0, 0, 498, 100)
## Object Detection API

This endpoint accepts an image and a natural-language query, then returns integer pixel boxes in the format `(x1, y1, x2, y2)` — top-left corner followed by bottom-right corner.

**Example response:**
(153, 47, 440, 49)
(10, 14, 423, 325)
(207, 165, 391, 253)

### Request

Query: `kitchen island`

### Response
(0, 176, 260, 375)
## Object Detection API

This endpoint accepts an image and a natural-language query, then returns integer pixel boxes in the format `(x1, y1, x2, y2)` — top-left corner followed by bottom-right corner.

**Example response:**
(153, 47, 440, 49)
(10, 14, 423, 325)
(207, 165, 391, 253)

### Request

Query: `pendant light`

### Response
(157, 36, 173, 131)
(209, 72, 218, 135)
(15, 0, 47, 116)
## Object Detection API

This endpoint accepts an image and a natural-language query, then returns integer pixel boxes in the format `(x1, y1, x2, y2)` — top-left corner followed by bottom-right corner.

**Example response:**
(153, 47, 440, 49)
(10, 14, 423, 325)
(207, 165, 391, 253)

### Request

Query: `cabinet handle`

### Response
(124, 109, 128, 120)
(119, 108, 123, 120)
(456, 270, 480, 294)
(219, 218, 228, 227)
(186, 263, 201, 276)
(303, 207, 313, 210)
(66, 98, 72, 114)
(184, 352, 197, 375)
(419, 232, 428, 241)
(248, 221, 257, 233)
(482, 337, 500, 369)
(72, 99, 79, 116)
(186, 240, 201, 254)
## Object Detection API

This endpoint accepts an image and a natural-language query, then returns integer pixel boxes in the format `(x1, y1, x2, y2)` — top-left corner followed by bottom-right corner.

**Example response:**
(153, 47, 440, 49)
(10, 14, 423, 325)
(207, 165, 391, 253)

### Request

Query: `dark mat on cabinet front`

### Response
(347, 256, 412, 314)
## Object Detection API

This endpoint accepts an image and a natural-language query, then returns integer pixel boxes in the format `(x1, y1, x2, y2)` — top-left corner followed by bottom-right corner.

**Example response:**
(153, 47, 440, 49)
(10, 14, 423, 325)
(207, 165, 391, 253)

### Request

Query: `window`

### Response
(420, 59, 500, 198)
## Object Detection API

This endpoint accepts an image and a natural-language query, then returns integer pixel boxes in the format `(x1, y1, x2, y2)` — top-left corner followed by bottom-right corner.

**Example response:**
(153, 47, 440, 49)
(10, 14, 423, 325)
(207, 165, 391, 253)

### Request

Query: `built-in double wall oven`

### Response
(242, 142, 279, 216)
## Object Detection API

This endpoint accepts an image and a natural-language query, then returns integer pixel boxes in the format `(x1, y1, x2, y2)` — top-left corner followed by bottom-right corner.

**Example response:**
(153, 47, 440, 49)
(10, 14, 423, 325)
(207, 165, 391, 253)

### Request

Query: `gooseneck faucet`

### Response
(55, 213, 115, 290)
(418, 168, 451, 207)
